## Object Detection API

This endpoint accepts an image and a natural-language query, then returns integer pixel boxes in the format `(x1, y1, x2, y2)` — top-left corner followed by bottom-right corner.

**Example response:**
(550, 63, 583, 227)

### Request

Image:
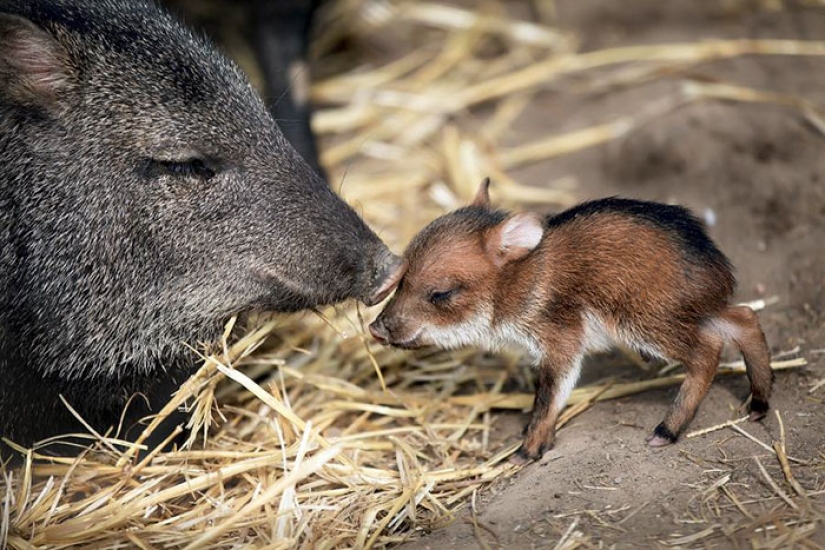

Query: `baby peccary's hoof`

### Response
(646, 423, 677, 448)
(510, 441, 553, 465)
(748, 398, 770, 422)
(509, 452, 532, 466)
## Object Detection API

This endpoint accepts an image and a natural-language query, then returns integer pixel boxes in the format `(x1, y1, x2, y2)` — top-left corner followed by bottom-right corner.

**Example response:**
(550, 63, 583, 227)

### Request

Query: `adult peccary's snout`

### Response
(364, 250, 408, 307)
(0, 0, 398, 456)
(240, 162, 400, 313)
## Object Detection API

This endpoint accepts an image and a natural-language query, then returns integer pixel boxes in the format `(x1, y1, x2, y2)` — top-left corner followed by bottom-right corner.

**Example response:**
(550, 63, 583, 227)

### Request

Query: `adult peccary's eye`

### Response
(429, 287, 459, 306)
(139, 157, 217, 181)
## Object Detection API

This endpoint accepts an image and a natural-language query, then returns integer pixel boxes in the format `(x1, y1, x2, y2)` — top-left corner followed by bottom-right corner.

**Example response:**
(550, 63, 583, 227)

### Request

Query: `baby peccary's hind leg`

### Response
(648, 333, 723, 447)
(719, 305, 773, 421)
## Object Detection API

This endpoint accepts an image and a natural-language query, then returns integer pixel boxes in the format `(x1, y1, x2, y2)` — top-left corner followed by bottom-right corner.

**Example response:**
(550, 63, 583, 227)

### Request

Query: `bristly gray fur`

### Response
(0, 0, 390, 453)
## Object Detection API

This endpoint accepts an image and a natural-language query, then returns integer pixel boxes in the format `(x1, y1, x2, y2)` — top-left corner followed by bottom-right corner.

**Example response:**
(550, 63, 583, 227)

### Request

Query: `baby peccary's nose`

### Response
(369, 317, 390, 344)
(363, 251, 408, 307)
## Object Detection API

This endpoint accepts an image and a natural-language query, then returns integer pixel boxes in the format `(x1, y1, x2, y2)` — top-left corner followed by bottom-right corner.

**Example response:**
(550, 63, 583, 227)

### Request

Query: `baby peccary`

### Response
(370, 180, 773, 463)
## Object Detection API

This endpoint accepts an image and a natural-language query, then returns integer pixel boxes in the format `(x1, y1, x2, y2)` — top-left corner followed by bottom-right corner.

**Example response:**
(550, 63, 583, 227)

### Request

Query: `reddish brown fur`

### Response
(370, 182, 773, 462)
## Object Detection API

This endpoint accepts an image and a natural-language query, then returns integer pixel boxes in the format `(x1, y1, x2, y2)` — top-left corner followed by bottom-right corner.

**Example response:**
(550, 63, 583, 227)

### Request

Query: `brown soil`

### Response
(399, 1, 825, 548)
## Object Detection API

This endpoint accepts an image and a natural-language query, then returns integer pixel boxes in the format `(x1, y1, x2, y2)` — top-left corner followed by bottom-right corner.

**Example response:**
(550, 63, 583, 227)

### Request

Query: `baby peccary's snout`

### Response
(363, 250, 407, 307)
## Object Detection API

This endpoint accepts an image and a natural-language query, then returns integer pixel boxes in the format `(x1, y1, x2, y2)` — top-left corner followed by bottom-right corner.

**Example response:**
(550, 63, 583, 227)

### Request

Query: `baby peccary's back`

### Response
(544, 198, 736, 356)
(547, 197, 730, 267)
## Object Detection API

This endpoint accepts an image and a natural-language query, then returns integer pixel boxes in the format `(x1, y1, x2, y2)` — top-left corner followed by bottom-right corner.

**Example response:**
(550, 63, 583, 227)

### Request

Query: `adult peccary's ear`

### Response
(471, 177, 492, 208)
(485, 212, 545, 266)
(0, 14, 72, 108)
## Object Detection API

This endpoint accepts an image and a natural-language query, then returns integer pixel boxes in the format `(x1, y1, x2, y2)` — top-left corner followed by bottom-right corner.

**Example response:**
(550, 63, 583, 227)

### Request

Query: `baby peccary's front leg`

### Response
(513, 349, 583, 464)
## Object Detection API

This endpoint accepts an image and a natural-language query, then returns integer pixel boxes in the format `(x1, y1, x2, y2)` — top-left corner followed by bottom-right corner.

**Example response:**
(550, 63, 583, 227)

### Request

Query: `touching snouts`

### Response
(363, 249, 408, 307)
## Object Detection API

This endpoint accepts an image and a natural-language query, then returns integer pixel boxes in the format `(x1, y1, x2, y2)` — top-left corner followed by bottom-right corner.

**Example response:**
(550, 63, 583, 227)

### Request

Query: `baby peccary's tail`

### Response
(716, 305, 774, 420)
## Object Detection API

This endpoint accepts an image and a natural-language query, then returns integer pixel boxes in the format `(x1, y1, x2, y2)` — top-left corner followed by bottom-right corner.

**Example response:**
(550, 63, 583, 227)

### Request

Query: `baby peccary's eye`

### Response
(140, 157, 217, 181)
(429, 287, 459, 306)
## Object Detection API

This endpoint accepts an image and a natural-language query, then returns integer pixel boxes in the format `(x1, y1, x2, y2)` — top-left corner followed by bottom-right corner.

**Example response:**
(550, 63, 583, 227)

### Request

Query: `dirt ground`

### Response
(392, 2, 825, 548)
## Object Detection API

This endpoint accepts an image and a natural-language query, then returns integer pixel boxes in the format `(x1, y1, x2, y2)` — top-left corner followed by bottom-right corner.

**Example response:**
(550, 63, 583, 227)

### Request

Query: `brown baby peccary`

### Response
(370, 179, 772, 463)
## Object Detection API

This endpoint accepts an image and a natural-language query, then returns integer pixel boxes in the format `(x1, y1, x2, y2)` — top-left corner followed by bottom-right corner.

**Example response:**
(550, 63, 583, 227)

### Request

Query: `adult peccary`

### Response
(0, 0, 404, 459)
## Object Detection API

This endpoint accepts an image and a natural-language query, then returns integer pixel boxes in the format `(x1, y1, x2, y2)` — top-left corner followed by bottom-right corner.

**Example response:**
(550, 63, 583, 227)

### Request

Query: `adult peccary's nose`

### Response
(363, 248, 408, 307)
(369, 316, 390, 343)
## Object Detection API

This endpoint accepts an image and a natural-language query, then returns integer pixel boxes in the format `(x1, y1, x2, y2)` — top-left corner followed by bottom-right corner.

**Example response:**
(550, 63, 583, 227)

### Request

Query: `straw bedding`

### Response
(1, 1, 821, 548)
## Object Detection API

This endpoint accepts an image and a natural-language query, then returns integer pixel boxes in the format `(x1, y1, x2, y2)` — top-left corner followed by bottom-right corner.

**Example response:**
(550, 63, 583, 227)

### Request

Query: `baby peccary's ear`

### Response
(471, 177, 492, 208)
(486, 212, 544, 266)
(0, 14, 71, 108)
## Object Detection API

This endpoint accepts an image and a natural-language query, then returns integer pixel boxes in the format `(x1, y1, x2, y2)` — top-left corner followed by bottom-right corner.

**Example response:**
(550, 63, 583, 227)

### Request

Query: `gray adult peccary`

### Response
(0, 0, 404, 457)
